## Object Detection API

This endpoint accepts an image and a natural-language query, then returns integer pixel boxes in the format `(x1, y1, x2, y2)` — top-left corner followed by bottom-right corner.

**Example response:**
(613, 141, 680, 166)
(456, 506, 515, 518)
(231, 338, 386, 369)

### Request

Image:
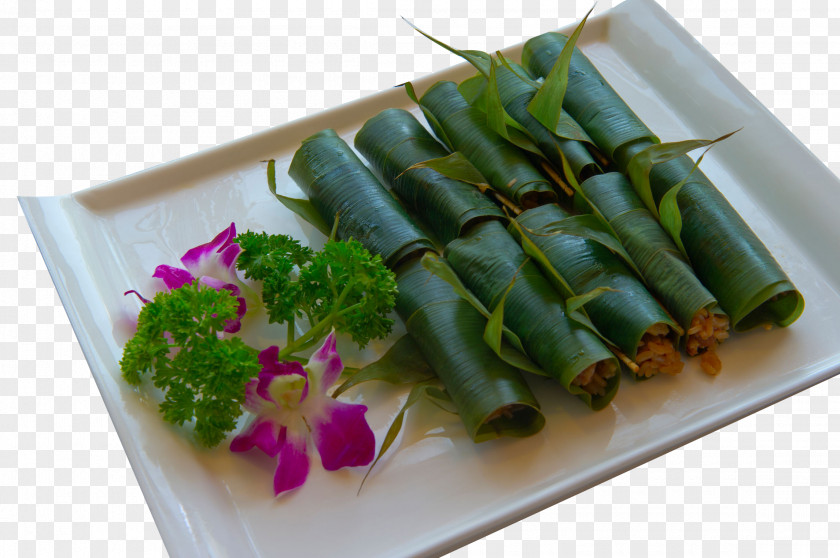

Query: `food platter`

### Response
(19, 0, 840, 556)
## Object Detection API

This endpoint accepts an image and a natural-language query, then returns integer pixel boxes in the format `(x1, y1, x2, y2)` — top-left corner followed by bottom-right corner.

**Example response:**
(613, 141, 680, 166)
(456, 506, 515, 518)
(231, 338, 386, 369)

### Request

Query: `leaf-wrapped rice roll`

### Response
(355, 108, 505, 245)
(288, 129, 545, 440)
(446, 220, 619, 408)
(514, 203, 683, 378)
(418, 81, 556, 208)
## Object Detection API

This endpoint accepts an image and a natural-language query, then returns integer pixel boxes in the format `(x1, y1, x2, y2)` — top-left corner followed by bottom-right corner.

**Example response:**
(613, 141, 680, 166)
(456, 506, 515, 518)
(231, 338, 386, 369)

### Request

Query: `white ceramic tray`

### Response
(19, 0, 840, 556)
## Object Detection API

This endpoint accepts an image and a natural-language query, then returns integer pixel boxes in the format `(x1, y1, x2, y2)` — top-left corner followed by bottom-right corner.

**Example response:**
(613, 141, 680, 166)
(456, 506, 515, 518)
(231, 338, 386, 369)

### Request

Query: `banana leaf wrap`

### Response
(579, 172, 719, 331)
(521, 32, 659, 164)
(524, 32, 802, 331)
(492, 62, 600, 181)
(354, 108, 505, 245)
(419, 80, 556, 208)
(395, 258, 545, 441)
(619, 142, 804, 330)
(289, 129, 544, 441)
(445, 220, 619, 410)
(513, 204, 679, 360)
(288, 128, 435, 268)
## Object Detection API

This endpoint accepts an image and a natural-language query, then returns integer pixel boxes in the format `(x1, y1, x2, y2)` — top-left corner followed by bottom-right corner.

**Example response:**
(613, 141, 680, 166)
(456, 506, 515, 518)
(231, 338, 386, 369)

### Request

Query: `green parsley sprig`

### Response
(120, 230, 397, 448)
(236, 231, 398, 357)
(120, 282, 261, 448)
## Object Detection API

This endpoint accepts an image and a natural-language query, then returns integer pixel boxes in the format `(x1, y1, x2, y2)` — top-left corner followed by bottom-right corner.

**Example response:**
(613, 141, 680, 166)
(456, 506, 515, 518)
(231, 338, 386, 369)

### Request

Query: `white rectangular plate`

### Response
(19, 0, 840, 556)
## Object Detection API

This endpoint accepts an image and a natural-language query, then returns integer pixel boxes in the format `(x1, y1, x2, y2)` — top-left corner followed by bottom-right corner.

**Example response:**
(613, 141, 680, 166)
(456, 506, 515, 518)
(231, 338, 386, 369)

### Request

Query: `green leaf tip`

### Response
(526, 6, 593, 134)
(266, 159, 332, 237)
(397, 152, 492, 193)
(627, 129, 740, 218)
(332, 334, 435, 397)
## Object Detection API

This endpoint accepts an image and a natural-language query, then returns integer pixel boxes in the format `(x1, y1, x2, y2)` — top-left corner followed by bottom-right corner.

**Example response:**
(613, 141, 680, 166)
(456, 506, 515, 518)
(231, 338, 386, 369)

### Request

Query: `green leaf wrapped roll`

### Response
(445, 220, 619, 409)
(621, 144, 805, 331)
(354, 108, 505, 245)
(522, 32, 659, 165)
(494, 62, 600, 181)
(513, 204, 683, 378)
(523, 32, 803, 332)
(405, 17, 600, 182)
(288, 129, 545, 441)
(418, 81, 557, 208)
(395, 258, 544, 441)
(288, 128, 435, 268)
(580, 173, 730, 373)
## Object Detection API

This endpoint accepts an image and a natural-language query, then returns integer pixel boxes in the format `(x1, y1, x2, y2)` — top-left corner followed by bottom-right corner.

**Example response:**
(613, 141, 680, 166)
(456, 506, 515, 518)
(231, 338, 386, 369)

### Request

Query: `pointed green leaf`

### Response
(485, 60, 510, 140)
(527, 8, 593, 134)
(475, 260, 547, 376)
(265, 159, 332, 237)
(420, 252, 492, 319)
(507, 217, 576, 300)
(555, 146, 612, 228)
(402, 18, 492, 78)
(552, 111, 599, 144)
(458, 74, 487, 106)
(359, 380, 441, 493)
(658, 149, 711, 260)
(403, 82, 455, 151)
(537, 214, 645, 282)
(496, 343, 546, 376)
(626, 129, 739, 217)
(566, 287, 621, 315)
(458, 58, 545, 160)
(507, 216, 619, 348)
(565, 309, 610, 344)
(398, 152, 492, 192)
(420, 253, 536, 363)
(332, 334, 436, 397)
(422, 387, 458, 414)
(496, 50, 542, 89)
(484, 57, 548, 158)
(483, 272, 517, 355)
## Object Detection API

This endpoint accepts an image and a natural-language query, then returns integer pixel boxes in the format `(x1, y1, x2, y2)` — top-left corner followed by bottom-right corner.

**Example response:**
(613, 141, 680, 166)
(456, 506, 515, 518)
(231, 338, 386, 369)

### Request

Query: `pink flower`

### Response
(230, 331, 375, 496)
(125, 223, 247, 333)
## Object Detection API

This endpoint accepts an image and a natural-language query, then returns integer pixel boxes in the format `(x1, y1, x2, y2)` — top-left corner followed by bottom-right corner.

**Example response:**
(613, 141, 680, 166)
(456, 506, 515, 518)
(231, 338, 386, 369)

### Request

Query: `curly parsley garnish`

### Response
(120, 230, 397, 448)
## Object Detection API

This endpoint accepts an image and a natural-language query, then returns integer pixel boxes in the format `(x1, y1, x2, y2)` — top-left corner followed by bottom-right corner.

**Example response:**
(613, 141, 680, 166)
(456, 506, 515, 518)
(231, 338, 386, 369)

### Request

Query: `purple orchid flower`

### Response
(230, 331, 375, 496)
(124, 223, 247, 333)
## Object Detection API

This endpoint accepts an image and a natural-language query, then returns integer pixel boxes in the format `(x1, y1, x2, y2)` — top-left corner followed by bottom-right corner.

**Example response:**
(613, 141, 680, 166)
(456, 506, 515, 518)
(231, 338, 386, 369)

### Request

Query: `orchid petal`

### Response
(255, 348, 307, 406)
(274, 429, 310, 495)
(232, 335, 373, 495)
(310, 399, 374, 471)
(217, 242, 243, 272)
(306, 330, 343, 396)
(229, 418, 285, 457)
(223, 295, 247, 334)
(199, 276, 240, 295)
(180, 223, 239, 281)
(152, 265, 195, 291)
(240, 376, 277, 415)
(257, 347, 307, 379)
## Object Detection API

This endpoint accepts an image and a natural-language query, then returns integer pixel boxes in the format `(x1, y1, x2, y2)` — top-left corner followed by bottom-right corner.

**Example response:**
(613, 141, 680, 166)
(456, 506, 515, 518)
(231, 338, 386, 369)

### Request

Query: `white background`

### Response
(3, 1, 839, 556)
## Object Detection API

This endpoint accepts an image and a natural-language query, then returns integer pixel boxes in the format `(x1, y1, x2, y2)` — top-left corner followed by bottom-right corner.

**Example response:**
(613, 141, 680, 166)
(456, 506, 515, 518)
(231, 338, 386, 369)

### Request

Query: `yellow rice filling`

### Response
(572, 359, 618, 396)
(635, 322, 684, 378)
(685, 308, 730, 375)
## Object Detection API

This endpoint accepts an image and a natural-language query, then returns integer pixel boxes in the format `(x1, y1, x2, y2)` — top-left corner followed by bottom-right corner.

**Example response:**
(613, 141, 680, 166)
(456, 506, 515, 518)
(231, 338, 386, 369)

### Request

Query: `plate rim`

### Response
(18, 0, 840, 556)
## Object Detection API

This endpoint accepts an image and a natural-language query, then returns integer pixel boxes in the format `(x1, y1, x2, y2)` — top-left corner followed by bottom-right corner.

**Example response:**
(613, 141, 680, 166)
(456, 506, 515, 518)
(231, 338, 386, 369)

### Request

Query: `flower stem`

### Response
(275, 299, 363, 360)
(286, 319, 295, 346)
